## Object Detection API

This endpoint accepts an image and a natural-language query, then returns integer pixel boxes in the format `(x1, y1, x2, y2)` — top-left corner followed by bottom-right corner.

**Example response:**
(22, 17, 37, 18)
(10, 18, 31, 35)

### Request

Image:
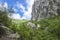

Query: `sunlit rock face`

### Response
(31, 0, 60, 21)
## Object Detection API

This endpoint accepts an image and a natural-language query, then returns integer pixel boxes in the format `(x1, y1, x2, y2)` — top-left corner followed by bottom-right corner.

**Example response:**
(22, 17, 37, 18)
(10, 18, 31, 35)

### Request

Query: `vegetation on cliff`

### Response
(0, 4, 59, 40)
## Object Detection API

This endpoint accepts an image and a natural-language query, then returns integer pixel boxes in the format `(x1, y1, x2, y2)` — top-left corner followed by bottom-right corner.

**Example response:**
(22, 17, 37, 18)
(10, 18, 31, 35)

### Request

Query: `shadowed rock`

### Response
(0, 24, 20, 40)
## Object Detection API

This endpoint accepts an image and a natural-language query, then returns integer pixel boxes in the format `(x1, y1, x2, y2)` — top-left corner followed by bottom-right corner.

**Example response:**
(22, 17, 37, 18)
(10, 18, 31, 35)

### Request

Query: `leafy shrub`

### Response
(9, 16, 60, 40)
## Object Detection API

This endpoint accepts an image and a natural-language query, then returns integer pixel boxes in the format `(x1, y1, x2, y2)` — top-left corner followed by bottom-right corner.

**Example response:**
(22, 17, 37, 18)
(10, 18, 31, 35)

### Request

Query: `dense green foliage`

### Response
(31, 16, 59, 40)
(0, 7, 59, 40)
(0, 8, 13, 27)
(9, 16, 59, 40)
(0, 7, 14, 37)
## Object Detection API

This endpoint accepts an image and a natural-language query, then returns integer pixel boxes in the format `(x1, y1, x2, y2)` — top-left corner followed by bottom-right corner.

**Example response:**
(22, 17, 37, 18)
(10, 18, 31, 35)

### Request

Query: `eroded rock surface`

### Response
(0, 24, 20, 40)
(31, 0, 60, 21)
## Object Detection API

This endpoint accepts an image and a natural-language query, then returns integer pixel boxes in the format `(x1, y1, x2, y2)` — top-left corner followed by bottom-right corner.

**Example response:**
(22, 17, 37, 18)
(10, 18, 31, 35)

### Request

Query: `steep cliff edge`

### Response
(31, 0, 60, 21)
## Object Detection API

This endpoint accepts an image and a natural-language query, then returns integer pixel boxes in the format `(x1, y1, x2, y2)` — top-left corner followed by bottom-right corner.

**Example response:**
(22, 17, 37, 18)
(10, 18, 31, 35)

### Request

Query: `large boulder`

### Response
(0, 24, 20, 40)
(27, 22, 40, 29)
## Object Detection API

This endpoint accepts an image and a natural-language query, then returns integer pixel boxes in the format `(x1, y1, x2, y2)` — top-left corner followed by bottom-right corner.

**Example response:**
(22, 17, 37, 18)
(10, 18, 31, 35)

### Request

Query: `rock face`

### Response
(27, 22, 40, 29)
(27, 22, 37, 29)
(31, 0, 60, 21)
(0, 24, 20, 40)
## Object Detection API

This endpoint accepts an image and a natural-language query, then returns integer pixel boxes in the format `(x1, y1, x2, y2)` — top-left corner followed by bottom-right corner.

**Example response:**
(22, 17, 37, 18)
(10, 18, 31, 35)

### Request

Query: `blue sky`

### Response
(0, 0, 34, 20)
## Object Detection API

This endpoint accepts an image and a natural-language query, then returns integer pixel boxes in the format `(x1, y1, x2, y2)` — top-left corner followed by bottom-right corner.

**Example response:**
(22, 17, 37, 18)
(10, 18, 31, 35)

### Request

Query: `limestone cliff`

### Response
(31, 0, 60, 21)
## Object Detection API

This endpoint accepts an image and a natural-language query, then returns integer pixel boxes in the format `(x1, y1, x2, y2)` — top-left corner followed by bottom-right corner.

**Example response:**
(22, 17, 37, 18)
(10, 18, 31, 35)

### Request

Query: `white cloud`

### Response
(0, 2, 2, 8)
(13, 8, 18, 12)
(22, 0, 34, 20)
(19, 4, 25, 12)
(19, 4, 25, 10)
(10, 13, 26, 20)
(11, 0, 34, 20)
(21, 17, 26, 19)
(0, 2, 8, 11)
(26, 0, 34, 7)
(3, 2, 8, 8)
(11, 13, 21, 19)
(23, 9, 32, 20)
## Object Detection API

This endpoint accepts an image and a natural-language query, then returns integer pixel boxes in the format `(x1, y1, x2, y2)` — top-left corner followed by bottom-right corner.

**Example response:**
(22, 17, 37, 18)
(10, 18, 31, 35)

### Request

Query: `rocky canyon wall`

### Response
(31, 0, 60, 21)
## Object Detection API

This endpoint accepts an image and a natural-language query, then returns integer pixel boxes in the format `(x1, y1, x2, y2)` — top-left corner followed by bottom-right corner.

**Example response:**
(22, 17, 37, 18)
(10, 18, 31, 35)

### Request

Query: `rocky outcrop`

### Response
(31, 0, 60, 21)
(0, 24, 20, 40)
(27, 22, 40, 29)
